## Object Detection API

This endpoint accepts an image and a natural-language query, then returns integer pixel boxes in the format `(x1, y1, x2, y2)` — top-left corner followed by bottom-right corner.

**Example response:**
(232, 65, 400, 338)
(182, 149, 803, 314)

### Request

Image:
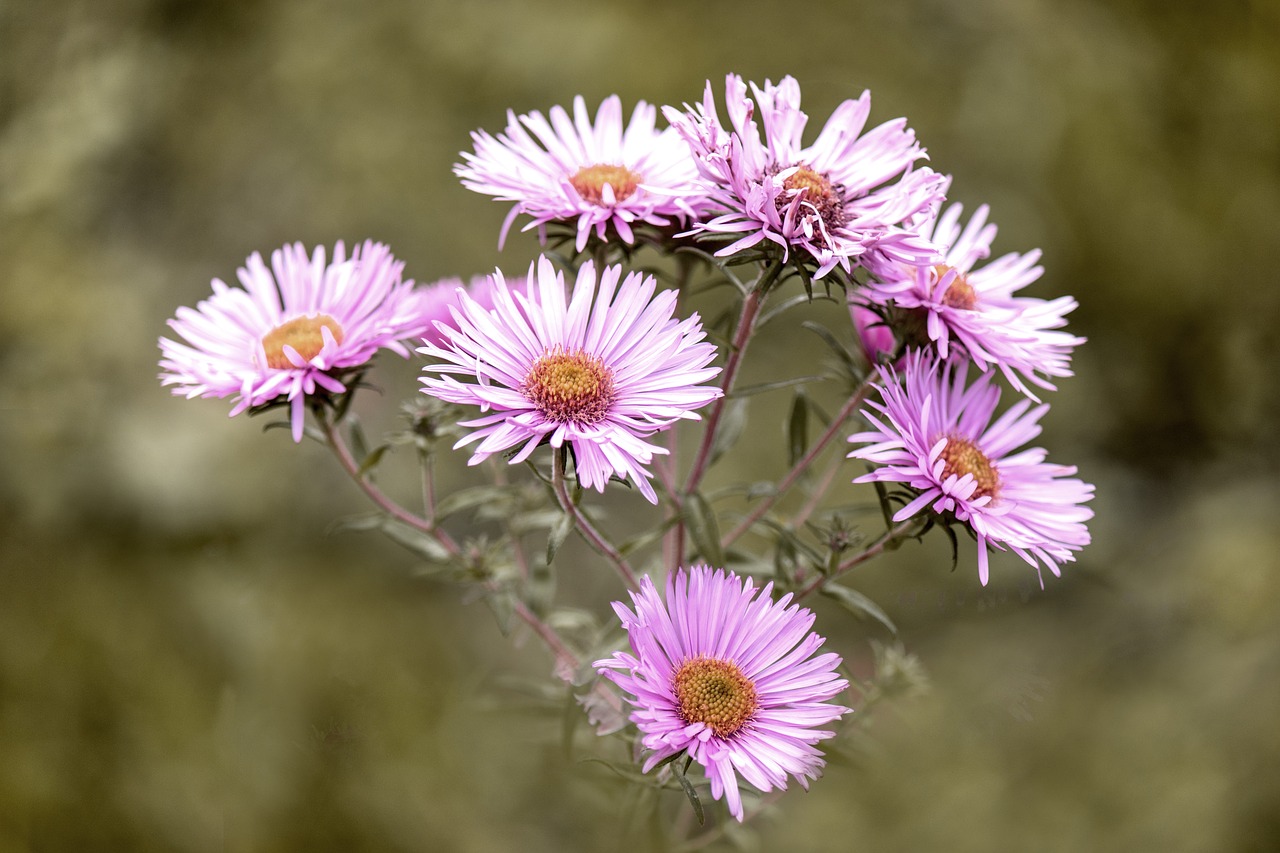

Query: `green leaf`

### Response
(618, 517, 677, 557)
(673, 757, 705, 825)
(348, 419, 368, 464)
(757, 292, 837, 330)
(486, 586, 515, 635)
(787, 390, 809, 468)
(683, 492, 724, 567)
(731, 375, 826, 398)
(801, 320, 860, 379)
(820, 583, 898, 635)
(356, 444, 389, 477)
(434, 485, 513, 520)
(707, 397, 748, 468)
(527, 558, 555, 618)
(649, 749, 689, 772)
(333, 514, 453, 563)
(546, 511, 574, 565)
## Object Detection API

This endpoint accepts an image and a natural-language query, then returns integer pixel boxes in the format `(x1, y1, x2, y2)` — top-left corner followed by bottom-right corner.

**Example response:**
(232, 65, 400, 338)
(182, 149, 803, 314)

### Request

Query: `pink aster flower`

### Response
(159, 241, 429, 442)
(847, 351, 1094, 586)
(663, 74, 947, 278)
(595, 565, 850, 822)
(456, 95, 707, 252)
(859, 203, 1084, 400)
(418, 256, 722, 503)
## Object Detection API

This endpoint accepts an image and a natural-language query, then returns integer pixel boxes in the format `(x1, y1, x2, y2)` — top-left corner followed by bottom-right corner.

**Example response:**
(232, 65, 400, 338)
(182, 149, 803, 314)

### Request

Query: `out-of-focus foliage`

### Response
(2, 0, 1278, 849)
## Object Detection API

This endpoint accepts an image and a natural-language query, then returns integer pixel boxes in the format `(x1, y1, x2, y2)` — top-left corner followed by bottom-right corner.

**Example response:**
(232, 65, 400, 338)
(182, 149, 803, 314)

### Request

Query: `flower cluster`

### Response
(159, 71, 1094, 829)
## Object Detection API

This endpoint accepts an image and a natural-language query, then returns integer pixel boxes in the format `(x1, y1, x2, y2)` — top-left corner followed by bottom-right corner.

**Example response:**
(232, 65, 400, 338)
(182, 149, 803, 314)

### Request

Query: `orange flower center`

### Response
(935, 264, 978, 310)
(523, 348, 615, 424)
(937, 434, 1000, 500)
(261, 314, 344, 369)
(569, 164, 641, 205)
(672, 656, 758, 738)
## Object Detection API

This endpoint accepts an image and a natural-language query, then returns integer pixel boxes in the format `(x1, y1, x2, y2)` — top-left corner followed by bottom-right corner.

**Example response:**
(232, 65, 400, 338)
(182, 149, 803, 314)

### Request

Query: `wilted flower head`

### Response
(663, 74, 947, 278)
(419, 256, 722, 503)
(159, 241, 429, 441)
(595, 566, 850, 821)
(859, 203, 1084, 400)
(848, 351, 1094, 585)
(456, 95, 707, 252)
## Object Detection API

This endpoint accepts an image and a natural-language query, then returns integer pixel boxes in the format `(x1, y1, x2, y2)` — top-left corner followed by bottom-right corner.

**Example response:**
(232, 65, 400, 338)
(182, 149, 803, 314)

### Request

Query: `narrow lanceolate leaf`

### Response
(757, 292, 836, 330)
(546, 511, 575, 565)
(335, 514, 453, 563)
(731, 375, 826, 398)
(348, 419, 369, 464)
(434, 485, 514, 520)
(486, 586, 515, 636)
(673, 758, 705, 826)
(820, 583, 898, 635)
(684, 492, 724, 568)
(527, 559, 555, 618)
(787, 390, 809, 467)
(801, 320, 860, 379)
(708, 397, 749, 467)
(356, 444, 389, 477)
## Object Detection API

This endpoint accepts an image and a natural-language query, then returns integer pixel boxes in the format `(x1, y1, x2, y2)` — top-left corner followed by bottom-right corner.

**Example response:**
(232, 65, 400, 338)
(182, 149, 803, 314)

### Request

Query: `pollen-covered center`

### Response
(261, 314, 345, 369)
(672, 656, 758, 738)
(523, 348, 616, 425)
(778, 164, 848, 242)
(937, 434, 1001, 500)
(570, 164, 641, 206)
(934, 264, 978, 310)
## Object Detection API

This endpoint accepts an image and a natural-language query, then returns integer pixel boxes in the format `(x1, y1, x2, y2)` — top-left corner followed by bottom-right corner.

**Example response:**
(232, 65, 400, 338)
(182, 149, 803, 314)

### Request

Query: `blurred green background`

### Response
(3, 0, 1279, 850)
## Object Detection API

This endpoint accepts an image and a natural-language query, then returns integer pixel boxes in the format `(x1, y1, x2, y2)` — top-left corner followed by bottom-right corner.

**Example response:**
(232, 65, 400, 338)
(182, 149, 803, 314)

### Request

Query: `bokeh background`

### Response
(3, 0, 1279, 850)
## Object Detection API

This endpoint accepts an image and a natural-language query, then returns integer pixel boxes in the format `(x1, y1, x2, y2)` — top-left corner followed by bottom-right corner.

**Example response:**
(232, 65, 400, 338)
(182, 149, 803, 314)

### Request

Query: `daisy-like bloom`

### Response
(663, 74, 948, 279)
(455, 95, 707, 252)
(415, 274, 527, 348)
(594, 566, 850, 822)
(858, 203, 1084, 400)
(847, 351, 1094, 586)
(418, 255, 722, 503)
(160, 241, 430, 442)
